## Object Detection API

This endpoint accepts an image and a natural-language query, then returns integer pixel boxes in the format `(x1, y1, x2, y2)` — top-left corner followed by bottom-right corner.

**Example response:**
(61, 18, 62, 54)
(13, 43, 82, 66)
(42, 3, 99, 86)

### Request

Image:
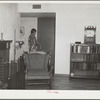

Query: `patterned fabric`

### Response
(28, 34, 37, 52)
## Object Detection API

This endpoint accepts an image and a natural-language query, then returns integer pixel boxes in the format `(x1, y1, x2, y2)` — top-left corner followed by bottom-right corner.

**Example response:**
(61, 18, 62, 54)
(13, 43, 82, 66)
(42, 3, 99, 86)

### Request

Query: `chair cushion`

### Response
(26, 69, 50, 80)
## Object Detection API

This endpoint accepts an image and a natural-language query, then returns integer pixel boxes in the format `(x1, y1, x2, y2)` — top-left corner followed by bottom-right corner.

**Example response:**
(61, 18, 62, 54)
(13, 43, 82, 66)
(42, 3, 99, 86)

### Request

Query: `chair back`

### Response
(24, 52, 49, 71)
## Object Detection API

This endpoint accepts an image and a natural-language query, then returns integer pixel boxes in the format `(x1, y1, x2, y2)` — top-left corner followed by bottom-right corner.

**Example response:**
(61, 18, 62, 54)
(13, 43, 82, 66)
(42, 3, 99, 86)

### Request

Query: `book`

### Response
(81, 46, 88, 53)
(82, 63, 87, 70)
(97, 63, 100, 70)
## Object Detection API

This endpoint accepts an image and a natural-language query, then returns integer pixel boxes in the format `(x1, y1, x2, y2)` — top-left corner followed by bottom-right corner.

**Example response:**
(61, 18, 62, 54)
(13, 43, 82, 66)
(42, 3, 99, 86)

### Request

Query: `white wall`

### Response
(16, 17, 37, 58)
(18, 3, 100, 74)
(0, 4, 20, 61)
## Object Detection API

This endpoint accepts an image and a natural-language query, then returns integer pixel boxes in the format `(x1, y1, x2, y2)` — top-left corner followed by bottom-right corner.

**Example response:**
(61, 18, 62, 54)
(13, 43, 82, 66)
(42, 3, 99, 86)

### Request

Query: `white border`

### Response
(0, 1, 100, 4)
(0, 90, 100, 99)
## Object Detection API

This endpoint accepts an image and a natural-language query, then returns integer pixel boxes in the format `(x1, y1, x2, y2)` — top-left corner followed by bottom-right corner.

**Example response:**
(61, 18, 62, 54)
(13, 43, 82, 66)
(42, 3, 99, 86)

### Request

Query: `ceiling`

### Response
(20, 13, 56, 18)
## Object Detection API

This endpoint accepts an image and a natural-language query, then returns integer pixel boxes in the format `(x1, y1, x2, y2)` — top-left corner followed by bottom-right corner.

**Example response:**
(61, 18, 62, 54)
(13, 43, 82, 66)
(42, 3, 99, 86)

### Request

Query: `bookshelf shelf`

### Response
(69, 76, 100, 79)
(70, 43, 100, 79)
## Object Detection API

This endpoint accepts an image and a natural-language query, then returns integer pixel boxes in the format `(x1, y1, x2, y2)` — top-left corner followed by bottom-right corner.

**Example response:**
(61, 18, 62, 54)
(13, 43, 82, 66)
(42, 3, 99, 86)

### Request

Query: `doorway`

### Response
(20, 13, 56, 74)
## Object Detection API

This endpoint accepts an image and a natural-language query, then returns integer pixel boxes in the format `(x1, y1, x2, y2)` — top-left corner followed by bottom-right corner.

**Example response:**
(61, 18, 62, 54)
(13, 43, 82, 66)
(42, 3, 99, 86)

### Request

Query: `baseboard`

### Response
(54, 74, 69, 77)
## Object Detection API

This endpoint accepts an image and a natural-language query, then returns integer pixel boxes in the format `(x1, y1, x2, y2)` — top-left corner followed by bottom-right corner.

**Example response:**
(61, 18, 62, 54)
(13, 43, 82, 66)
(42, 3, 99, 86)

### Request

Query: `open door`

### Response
(37, 17, 55, 73)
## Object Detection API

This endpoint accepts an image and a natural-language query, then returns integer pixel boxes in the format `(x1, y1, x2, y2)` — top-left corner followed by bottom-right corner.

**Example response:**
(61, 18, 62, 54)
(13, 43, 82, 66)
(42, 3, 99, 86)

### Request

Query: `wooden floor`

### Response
(26, 74, 100, 90)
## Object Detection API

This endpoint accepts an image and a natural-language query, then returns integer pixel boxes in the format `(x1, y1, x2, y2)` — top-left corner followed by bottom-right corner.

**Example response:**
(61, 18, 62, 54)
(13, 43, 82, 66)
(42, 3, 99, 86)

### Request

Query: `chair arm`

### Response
(48, 66, 54, 76)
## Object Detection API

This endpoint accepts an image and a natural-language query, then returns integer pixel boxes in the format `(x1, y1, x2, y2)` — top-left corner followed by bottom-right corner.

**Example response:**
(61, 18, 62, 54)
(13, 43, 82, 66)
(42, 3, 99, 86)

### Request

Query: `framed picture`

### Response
(20, 26, 25, 36)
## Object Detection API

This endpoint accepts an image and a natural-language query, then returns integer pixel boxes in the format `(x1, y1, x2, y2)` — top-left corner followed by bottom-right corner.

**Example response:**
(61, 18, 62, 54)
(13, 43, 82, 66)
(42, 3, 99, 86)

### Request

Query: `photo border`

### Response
(0, 1, 100, 99)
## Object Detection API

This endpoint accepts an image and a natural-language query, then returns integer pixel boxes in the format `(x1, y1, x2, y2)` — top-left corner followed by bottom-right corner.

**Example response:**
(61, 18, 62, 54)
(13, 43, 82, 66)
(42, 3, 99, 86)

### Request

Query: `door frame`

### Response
(37, 13, 56, 75)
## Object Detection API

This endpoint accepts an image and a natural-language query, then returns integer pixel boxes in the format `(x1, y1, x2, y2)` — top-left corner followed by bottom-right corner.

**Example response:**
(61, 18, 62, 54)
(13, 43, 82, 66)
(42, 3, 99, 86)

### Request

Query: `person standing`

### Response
(28, 28, 41, 52)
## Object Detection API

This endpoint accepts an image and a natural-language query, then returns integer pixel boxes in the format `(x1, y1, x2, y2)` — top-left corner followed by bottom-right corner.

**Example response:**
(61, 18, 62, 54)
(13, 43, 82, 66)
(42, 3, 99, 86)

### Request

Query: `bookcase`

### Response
(70, 43, 100, 79)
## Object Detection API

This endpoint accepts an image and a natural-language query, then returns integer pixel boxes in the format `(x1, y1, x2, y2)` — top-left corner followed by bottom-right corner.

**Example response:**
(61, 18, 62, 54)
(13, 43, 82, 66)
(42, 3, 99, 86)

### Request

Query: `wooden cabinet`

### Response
(70, 43, 100, 79)
(0, 40, 12, 88)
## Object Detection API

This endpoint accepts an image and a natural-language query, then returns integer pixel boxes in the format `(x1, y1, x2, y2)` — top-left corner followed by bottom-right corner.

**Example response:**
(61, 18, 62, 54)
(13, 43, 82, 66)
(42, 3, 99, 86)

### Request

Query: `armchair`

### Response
(24, 51, 53, 89)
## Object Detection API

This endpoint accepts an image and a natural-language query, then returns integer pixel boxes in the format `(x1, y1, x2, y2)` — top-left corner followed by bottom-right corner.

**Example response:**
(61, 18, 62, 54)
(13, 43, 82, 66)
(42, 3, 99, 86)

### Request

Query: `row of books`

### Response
(71, 53, 100, 62)
(71, 44, 100, 54)
(84, 54, 100, 62)
(71, 62, 100, 71)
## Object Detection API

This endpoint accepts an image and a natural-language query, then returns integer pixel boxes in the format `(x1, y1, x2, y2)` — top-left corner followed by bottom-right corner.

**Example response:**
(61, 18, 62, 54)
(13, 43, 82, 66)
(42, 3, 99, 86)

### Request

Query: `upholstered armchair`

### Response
(24, 51, 53, 89)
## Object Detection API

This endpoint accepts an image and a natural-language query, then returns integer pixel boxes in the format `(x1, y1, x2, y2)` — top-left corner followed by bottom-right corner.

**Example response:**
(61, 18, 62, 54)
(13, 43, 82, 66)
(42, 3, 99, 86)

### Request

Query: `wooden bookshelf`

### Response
(70, 43, 100, 79)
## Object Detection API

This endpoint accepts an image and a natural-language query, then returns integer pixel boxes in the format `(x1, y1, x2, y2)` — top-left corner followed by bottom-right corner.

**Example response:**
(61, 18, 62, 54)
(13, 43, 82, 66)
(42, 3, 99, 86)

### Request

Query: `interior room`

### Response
(0, 3, 100, 90)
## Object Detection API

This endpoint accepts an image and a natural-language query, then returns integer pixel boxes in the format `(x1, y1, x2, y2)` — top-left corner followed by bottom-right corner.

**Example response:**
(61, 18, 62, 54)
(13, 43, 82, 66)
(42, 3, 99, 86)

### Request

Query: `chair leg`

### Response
(25, 79, 28, 89)
(49, 79, 52, 89)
